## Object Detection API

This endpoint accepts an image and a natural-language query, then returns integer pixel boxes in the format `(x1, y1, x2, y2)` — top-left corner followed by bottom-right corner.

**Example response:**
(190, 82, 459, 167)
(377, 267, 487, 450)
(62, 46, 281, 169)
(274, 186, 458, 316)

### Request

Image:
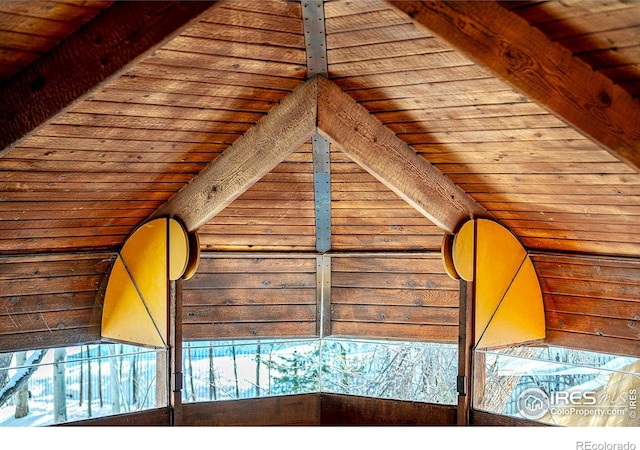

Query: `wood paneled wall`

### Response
(330, 153, 444, 252)
(181, 393, 456, 426)
(182, 394, 320, 426)
(198, 144, 317, 252)
(321, 393, 456, 426)
(330, 254, 459, 342)
(181, 254, 318, 340)
(532, 253, 640, 358)
(0, 252, 113, 352)
(60, 407, 171, 427)
(470, 409, 550, 427)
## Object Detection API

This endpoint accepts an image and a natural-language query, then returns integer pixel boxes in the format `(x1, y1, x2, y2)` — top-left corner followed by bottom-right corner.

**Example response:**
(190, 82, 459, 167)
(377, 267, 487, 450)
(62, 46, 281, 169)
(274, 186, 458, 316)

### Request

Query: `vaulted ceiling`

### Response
(1, 0, 639, 259)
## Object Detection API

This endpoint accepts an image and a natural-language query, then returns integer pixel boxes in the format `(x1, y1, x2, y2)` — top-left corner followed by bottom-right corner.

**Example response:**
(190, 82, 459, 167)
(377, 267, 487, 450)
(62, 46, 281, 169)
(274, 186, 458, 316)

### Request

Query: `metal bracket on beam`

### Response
(301, 0, 327, 77)
(303, 1, 331, 252)
(312, 133, 331, 253)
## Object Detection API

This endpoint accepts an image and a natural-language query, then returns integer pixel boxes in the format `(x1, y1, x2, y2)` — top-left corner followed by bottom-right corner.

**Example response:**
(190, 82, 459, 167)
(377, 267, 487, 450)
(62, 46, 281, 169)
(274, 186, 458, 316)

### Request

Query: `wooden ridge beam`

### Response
(388, 1, 640, 172)
(150, 76, 319, 232)
(0, 1, 215, 157)
(316, 76, 490, 234)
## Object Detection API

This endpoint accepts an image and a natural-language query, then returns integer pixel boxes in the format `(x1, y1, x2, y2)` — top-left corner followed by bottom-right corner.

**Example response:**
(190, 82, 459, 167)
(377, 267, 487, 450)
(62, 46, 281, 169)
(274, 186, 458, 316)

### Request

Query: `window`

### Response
(474, 346, 639, 426)
(0, 344, 166, 426)
(182, 338, 457, 404)
(322, 338, 457, 404)
(182, 339, 320, 401)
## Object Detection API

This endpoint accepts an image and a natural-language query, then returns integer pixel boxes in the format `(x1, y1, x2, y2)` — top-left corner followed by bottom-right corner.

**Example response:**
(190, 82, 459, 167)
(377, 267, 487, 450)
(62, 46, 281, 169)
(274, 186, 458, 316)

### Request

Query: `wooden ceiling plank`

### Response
(0, 1, 216, 157)
(388, 1, 640, 172)
(149, 76, 319, 232)
(316, 76, 490, 234)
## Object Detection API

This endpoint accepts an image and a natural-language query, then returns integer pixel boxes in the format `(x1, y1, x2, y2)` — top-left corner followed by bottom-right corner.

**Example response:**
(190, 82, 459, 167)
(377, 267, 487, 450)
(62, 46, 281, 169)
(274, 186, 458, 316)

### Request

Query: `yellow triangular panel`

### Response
(477, 255, 546, 349)
(450, 218, 546, 349)
(119, 218, 169, 343)
(101, 217, 192, 348)
(475, 219, 527, 341)
(101, 255, 165, 347)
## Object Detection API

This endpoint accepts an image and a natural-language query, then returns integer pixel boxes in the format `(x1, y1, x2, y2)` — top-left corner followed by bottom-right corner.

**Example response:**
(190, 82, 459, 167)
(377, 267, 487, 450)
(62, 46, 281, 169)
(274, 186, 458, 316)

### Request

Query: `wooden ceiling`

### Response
(1, 0, 639, 259)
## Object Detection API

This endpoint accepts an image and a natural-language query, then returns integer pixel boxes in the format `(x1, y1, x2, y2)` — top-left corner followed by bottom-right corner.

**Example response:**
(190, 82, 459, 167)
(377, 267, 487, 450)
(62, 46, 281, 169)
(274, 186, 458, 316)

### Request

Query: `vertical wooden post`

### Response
(473, 348, 486, 413)
(170, 279, 183, 426)
(317, 255, 332, 338)
(457, 278, 475, 425)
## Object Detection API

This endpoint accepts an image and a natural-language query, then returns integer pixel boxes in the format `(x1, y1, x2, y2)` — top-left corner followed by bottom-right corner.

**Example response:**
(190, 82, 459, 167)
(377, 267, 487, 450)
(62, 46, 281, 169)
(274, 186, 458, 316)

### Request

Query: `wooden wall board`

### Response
(198, 145, 316, 252)
(60, 407, 171, 427)
(181, 254, 318, 340)
(331, 287, 459, 308)
(182, 394, 320, 426)
(330, 254, 459, 342)
(330, 153, 444, 254)
(531, 253, 640, 357)
(0, 252, 112, 352)
(470, 409, 550, 427)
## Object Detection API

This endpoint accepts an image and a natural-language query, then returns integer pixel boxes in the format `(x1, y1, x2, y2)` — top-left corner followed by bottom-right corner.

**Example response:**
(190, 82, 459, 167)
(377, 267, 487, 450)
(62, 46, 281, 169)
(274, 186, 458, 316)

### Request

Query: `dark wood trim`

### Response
(170, 279, 183, 425)
(58, 407, 172, 426)
(470, 409, 552, 427)
(389, 1, 640, 171)
(182, 394, 321, 426)
(56, 398, 550, 427)
(321, 393, 457, 426)
(457, 279, 474, 425)
(182, 393, 456, 426)
(0, 1, 216, 156)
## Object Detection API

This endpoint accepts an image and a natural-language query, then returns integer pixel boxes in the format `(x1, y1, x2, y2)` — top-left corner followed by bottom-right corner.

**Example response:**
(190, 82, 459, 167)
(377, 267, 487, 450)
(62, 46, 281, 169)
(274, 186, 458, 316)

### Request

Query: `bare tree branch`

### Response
(0, 350, 47, 407)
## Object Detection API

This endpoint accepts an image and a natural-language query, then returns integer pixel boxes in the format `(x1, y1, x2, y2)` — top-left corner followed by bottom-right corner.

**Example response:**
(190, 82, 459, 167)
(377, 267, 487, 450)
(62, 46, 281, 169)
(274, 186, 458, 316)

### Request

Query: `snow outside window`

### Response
(181, 338, 457, 404)
(0, 344, 165, 426)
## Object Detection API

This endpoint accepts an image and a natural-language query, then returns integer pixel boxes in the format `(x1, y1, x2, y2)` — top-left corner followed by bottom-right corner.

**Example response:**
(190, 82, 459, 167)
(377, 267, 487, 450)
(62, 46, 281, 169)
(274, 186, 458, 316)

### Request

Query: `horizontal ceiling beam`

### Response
(0, 1, 215, 157)
(389, 1, 640, 172)
(316, 76, 490, 234)
(150, 76, 320, 232)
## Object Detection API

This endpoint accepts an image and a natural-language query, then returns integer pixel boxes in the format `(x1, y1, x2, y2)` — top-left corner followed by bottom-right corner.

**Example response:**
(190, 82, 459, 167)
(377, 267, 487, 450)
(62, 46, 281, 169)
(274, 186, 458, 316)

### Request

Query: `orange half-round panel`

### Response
(101, 255, 166, 348)
(168, 218, 189, 280)
(441, 233, 459, 280)
(476, 255, 546, 349)
(474, 219, 527, 341)
(182, 231, 200, 281)
(452, 219, 475, 282)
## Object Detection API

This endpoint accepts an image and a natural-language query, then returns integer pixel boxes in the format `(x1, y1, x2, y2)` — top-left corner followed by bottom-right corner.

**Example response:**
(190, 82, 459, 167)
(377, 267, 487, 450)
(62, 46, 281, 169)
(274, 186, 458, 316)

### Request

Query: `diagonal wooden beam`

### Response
(388, 1, 640, 172)
(316, 76, 490, 234)
(0, 1, 215, 157)
(150, 76, 319, 232)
